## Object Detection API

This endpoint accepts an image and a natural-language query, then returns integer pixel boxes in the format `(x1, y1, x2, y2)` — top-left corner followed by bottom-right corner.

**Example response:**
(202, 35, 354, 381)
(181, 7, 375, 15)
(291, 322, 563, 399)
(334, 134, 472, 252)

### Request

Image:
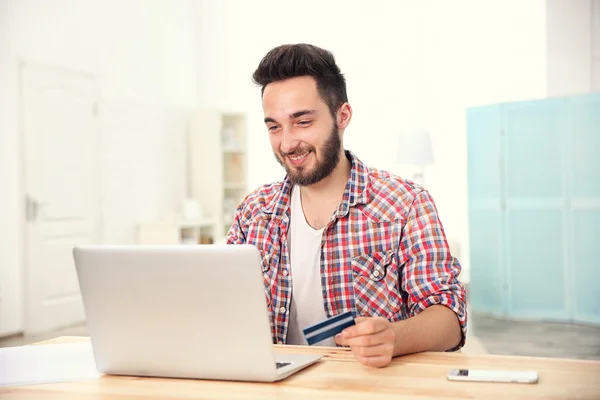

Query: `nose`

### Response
(280, 127, 299, 154)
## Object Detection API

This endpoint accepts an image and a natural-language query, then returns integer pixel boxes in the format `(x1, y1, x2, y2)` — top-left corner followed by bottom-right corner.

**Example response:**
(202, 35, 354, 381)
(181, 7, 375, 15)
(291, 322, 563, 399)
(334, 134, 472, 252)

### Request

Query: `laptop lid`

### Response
(73, 244, 282, 381)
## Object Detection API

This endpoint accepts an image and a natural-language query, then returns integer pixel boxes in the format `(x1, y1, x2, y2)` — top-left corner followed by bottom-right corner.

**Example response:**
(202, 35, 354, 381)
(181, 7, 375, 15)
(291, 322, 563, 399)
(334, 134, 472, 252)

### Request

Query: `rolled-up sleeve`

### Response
(399, 190, 467, 351)
(225, 202, 247, 245)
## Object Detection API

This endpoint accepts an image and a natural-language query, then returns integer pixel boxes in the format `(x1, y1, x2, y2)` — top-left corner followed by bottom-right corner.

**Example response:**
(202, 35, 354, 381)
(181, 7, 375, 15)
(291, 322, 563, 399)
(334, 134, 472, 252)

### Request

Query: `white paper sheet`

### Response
(0, 341, 102, 386)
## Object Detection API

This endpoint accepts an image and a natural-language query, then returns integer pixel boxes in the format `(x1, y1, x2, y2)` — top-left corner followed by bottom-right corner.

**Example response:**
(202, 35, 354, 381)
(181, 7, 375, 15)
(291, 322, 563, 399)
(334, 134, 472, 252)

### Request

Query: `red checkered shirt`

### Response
(226, 150, 467, 350)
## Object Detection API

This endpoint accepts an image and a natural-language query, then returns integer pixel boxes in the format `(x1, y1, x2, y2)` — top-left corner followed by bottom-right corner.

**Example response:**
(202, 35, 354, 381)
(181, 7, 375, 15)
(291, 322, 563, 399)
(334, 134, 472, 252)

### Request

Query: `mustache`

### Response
(280, 146, 313, 157)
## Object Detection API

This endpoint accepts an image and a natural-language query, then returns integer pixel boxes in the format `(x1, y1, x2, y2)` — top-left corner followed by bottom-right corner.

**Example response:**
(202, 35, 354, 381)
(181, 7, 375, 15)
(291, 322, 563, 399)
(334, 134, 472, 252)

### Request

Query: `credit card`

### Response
(302, 311, 356, 345)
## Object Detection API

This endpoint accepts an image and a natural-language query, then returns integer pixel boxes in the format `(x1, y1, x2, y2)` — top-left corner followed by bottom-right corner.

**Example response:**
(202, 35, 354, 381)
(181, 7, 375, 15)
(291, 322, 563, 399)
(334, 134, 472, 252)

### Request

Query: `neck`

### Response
(300, 150, 351, 202)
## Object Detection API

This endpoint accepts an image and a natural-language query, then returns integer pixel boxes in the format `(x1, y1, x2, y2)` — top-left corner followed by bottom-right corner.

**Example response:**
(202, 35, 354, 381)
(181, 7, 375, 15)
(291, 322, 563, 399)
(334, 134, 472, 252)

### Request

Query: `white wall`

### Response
(593, 0, 600, 91)
(546, 0, 596, 96)
(196, 0, 550, 283)
(0, 0, 198, 335)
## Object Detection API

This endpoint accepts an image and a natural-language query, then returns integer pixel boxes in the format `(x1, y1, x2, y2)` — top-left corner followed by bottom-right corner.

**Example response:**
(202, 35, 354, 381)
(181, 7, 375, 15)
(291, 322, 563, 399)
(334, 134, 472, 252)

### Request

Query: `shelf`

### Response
(223, 182, 246, 190)
(137, 217, 217, 245)
(188, 109, 248, 241)
(223, 147, 245, 154)
(223, 215, 234, 228)
(177, 218, 216, 229)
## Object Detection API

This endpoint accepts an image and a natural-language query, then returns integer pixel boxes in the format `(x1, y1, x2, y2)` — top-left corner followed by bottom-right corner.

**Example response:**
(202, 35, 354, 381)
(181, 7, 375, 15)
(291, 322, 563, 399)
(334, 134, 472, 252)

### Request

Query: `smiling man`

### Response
(226, 44, 467, 368)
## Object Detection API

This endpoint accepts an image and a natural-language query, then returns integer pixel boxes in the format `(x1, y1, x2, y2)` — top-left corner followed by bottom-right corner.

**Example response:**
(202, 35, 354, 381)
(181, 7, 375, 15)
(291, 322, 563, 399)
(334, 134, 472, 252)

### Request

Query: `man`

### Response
(226, 43, 467, 368)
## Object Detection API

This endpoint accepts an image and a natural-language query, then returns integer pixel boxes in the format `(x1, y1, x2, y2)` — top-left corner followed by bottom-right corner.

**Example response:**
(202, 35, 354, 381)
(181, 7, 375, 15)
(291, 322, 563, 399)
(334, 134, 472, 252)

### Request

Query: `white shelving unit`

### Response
(137, 217, 216, 245)
(187, 110, 248, 242)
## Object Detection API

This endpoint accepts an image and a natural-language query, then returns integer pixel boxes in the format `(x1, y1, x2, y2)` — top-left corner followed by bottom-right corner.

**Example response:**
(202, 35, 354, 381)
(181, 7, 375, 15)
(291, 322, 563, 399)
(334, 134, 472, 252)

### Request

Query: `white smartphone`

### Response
(447, 369, 539, 384)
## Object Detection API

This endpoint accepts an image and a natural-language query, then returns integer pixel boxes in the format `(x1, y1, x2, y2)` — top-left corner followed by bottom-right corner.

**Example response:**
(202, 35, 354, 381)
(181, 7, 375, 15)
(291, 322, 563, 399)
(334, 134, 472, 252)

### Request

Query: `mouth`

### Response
(287, 150, 311, 167)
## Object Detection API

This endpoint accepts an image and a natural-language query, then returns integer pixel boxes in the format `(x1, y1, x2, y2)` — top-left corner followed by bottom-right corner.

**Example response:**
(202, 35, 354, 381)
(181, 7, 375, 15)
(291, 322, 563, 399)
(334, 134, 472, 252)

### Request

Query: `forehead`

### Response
(262, 76, 327, 117)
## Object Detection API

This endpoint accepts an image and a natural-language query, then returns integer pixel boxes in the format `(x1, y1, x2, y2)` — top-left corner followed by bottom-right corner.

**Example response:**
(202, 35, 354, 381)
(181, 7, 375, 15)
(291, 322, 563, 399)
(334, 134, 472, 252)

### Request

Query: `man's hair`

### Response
(252, 44, 348, 117)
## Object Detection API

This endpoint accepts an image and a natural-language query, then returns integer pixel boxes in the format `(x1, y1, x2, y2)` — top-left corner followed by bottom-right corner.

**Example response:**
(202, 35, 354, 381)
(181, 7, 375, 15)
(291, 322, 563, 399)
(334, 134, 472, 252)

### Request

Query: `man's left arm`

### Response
(225, 197, 250, 245)
(336, 190, 467, 366)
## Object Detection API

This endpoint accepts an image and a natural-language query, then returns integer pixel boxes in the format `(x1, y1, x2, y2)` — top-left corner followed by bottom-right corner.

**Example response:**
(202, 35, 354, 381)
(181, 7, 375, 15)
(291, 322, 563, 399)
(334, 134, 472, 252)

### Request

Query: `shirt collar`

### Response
(264, 150, 370, 220)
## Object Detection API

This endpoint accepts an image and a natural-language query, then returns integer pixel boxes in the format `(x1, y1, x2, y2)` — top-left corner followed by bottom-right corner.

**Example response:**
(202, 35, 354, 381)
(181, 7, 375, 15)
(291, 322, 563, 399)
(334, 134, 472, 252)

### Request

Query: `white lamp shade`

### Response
(396, 130, 434, 166)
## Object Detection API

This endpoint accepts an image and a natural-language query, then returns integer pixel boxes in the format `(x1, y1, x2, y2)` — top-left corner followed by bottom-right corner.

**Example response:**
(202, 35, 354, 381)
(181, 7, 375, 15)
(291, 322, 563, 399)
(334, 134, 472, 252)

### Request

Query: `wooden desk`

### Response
(2, 336, 599, 399)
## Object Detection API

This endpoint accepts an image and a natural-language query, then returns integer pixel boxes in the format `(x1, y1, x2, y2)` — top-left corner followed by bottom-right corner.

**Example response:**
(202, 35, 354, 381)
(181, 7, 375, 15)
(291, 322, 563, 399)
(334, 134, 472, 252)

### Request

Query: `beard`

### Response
(274, 124, 342, 186)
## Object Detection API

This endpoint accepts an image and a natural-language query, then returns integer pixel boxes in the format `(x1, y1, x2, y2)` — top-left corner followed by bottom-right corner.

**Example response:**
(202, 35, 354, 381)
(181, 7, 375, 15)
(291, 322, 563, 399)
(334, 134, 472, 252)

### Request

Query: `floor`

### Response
(2, 314, 599, 361)
(470, 312, 600, 361)
(0, 324, 87, 348)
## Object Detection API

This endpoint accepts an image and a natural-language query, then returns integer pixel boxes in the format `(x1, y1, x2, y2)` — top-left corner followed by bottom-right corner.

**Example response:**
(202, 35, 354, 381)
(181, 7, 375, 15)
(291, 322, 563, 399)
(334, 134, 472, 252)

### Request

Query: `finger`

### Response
(349, 342, 394, 358)
(334, 332, 354, 347)
(344, 325, 396, 347)
(342, 317, 388, 338)
(357, 354, 393, 368)
(343, 329, 389, 347)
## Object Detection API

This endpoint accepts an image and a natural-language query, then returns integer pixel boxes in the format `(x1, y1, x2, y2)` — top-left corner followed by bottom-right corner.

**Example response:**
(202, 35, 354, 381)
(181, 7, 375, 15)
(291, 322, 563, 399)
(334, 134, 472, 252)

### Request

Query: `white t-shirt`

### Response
(285, 185, 336, 346)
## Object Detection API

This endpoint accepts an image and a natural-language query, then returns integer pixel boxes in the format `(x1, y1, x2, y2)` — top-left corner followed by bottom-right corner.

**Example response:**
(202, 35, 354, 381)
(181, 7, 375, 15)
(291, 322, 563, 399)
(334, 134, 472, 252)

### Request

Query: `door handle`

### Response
(25, 195, 47, 221)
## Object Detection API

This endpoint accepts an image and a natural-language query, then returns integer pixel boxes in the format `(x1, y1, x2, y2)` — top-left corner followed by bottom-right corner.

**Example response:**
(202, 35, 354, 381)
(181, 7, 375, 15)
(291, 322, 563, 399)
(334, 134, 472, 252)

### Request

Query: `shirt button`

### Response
(279, 306, 286, 314)
(282, 269, 289, 276)
(373, 270, 380, 277)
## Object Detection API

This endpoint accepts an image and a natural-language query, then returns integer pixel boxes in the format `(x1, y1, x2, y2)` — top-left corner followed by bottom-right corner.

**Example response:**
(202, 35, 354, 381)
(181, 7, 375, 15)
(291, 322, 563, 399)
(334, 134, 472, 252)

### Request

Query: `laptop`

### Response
(72, 244, 323, 382)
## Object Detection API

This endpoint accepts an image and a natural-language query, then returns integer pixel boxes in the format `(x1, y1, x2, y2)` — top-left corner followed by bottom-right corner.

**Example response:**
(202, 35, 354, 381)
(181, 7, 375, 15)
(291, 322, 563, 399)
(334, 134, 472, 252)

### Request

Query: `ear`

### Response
(336, 102, 352, 131)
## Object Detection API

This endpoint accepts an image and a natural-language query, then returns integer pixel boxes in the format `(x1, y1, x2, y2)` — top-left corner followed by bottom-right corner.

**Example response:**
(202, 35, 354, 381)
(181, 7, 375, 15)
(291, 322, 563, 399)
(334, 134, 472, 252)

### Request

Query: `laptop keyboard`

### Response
(276, 362, 291, 369)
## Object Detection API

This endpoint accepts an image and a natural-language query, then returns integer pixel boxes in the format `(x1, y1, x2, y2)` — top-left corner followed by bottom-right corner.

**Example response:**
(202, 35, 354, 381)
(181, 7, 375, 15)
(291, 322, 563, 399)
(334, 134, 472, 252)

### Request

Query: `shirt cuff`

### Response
(411, 292, 468, 352)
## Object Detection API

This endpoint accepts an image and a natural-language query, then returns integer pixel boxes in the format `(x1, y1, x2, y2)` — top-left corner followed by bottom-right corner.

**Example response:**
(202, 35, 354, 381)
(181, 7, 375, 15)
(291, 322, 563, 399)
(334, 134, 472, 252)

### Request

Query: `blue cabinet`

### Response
(467, 92, 600, 324)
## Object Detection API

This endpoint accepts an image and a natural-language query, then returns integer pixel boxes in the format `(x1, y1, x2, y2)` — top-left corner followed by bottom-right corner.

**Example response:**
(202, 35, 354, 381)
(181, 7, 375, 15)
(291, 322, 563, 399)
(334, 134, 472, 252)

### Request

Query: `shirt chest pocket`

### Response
(351, 251, 401, 320)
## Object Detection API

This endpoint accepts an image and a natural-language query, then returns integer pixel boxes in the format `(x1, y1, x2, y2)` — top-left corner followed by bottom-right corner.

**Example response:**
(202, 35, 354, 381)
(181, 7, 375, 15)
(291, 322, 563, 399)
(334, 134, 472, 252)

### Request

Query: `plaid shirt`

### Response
(226, 150, 467, 350)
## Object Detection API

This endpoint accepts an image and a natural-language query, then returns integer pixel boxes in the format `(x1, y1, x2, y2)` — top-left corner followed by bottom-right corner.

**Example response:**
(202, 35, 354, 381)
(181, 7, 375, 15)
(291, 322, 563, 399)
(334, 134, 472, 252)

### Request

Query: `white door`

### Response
(22, 62, 100, 335)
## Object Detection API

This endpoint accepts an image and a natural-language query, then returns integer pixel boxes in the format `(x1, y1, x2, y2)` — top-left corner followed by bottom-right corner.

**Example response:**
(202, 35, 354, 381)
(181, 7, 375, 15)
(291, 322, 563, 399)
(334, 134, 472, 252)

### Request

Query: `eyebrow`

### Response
(264, 109, 316, 124)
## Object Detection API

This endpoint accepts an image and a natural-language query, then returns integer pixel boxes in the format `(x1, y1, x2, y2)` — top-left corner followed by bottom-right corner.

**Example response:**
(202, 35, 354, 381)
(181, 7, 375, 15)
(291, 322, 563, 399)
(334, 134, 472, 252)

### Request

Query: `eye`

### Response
(297, 120, 312, 127)
(268, 125, 280, 132)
